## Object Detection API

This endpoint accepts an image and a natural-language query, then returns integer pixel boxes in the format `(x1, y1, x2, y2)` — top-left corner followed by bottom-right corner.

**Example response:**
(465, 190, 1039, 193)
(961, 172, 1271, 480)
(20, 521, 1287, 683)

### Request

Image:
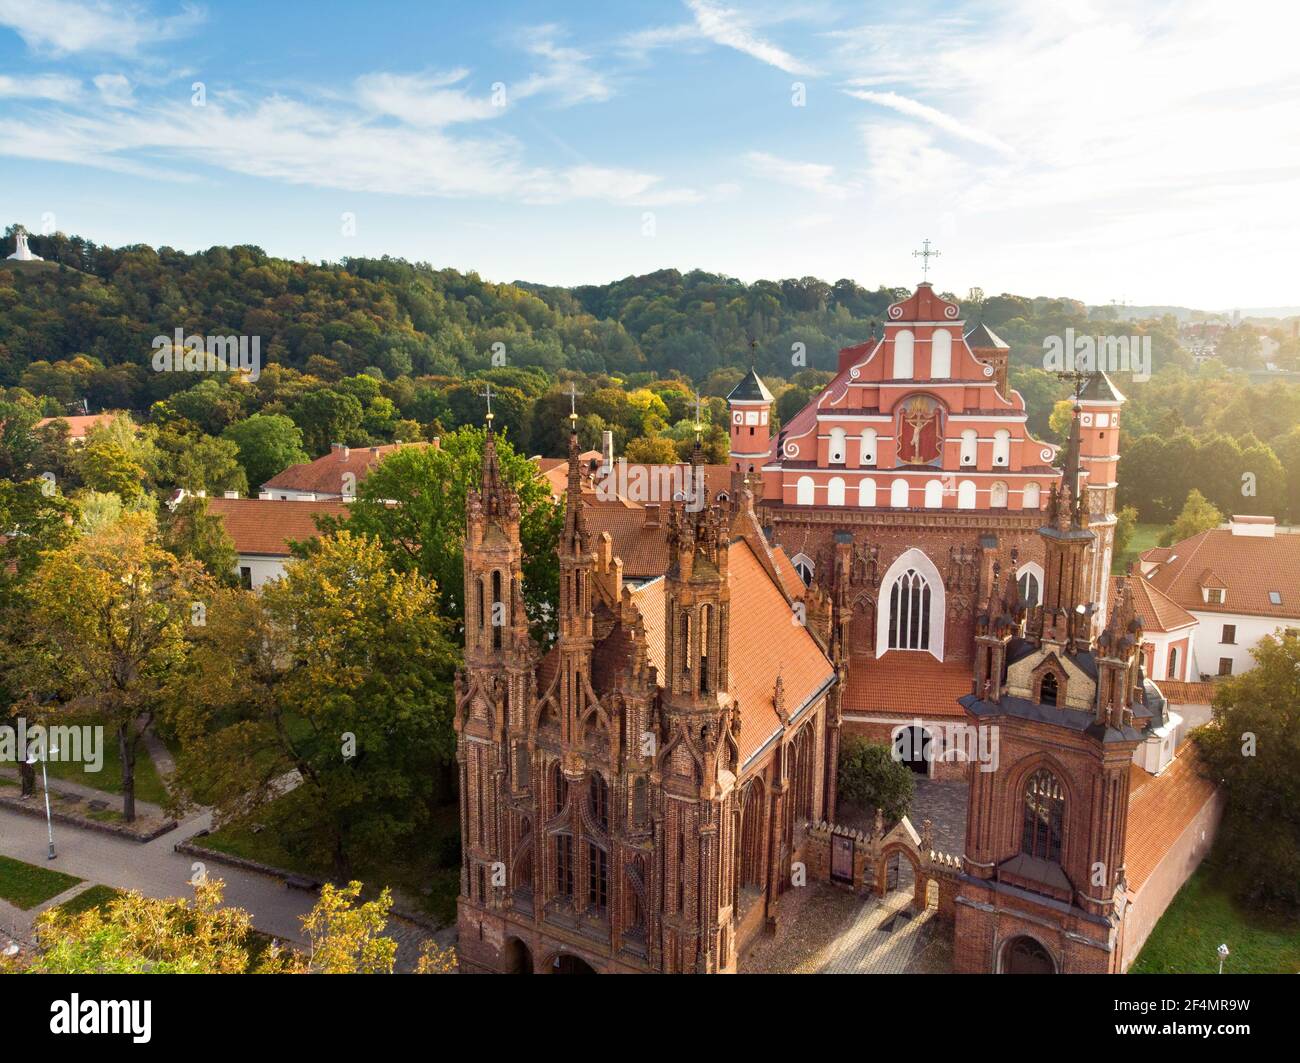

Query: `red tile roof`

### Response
(630, 539, 834, 764)
(263, 442, 429, 495)
(841, 651, 973, 719)
(1143, 525, 1300, 619)
(1109, 574, 1196, 633)
(1153, 679, 1217, 705)
(35, 412, 124, 439)
(1125, 747, 1218, 892)
(206, 497, 348, 556)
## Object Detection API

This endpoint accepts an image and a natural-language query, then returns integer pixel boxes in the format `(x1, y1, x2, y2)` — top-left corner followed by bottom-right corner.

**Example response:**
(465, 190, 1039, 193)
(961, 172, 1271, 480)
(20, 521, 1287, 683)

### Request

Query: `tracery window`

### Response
(888, 568, 932, 651)
(1021, 768, 1065, 863)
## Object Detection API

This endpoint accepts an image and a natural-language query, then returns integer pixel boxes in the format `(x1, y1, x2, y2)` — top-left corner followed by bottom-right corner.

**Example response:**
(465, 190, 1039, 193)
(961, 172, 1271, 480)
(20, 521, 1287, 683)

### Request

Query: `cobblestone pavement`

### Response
(739, 884, 952, 974)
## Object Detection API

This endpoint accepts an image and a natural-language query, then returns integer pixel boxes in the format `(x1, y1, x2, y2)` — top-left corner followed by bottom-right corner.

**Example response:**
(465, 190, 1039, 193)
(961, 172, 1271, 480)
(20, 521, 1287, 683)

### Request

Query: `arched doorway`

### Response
(893, 725, 931, 775)
(503, 937, 533, 974)
(876, 844, 925, 912)
(549, 952, 598, 974)
(1001, 935, 1056, 974)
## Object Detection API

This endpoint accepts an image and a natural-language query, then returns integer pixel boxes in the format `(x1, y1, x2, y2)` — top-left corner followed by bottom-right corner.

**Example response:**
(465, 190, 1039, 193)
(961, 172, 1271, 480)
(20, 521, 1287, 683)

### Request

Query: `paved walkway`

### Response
(0, 802, 435, 971)
(816, 892, 937, 973)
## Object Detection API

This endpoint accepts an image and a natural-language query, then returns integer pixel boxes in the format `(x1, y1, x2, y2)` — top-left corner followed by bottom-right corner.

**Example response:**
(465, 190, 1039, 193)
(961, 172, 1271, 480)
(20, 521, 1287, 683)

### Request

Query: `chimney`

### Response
(1229, 515, 1276, 538)
(223, 490, 240, 499)
(332, 442, 349, 461)
(643, 503, 661, 528)
(370, 446, 380, 456)
(601, 430, 614, 472)
(258, 490, 272, 500)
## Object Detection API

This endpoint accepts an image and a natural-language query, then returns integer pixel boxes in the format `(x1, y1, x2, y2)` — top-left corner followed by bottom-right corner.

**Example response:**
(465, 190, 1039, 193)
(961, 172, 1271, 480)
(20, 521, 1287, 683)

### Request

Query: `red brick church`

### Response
(454, 282, 1219, 974)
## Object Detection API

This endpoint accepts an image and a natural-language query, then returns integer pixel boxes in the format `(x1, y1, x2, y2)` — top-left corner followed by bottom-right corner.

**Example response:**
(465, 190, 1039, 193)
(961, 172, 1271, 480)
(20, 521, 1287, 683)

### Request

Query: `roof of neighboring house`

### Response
(1154, 679, 1218, 706)
(1124, 746, 1218, 893)
(1142, 525, 1300, 619)
(35, 412, 123, 439)
(1109, 574, 1197, 633)
(630, 538, 834, 764)
(206, 497, 349, 557)
(842, 651, 973, 719)
(536, 451, 603, 500)
(262, 442, 429, 495)
(726, 367, 774, 403)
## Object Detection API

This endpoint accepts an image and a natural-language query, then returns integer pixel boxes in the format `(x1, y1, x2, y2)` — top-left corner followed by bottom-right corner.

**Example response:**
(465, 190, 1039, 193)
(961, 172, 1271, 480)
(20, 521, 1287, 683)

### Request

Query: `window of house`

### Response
(1269, 591, 1282, 605)
(1221, 624, 1236, 644)
(1039, 671, 1058, 706)
(239, 566, 252, 590)
(1207, 588, 1225, 604)
(1218, 657, 1233, 676)
(1167, 646, 1179, 678)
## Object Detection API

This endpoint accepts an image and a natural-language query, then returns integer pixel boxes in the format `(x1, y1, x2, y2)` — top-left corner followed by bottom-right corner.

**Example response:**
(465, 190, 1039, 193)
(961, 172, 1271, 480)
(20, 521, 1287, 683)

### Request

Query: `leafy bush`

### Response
(837, 739, 914, 823)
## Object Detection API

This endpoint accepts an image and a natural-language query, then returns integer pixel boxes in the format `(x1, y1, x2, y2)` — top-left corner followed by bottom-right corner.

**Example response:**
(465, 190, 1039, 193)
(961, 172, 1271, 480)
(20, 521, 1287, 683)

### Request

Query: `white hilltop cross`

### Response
(7, 227, 42, 262)
(912, 238, 939, 281)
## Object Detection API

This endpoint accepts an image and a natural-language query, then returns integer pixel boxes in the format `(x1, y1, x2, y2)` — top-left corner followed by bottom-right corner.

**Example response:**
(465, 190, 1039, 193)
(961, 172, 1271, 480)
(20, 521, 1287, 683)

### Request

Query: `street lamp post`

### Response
(25, 746, 58, 860)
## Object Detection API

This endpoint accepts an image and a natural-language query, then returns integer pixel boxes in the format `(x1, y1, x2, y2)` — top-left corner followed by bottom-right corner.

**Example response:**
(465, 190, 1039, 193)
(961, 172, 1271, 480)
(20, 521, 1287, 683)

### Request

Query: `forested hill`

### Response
(2, 225, 1191, 396)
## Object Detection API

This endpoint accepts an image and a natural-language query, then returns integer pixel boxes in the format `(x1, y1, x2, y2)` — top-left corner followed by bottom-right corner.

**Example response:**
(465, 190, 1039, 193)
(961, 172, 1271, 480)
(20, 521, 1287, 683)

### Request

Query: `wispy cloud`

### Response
(623, 0, 814, 75)
(0, 73, 82, 102)
(745, 150, 856, 199)
(844, 88, 1012, 155)
(0, 0, 205, 57)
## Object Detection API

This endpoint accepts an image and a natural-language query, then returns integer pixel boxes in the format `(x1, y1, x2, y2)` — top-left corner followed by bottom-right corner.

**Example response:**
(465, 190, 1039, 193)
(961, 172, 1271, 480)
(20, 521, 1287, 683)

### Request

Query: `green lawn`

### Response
(53, 884, 123, 917)
(199, 796, 462, 926)
(1131, 863, 1300, 974)
(0, 854, 83, 910)
(41, 737, 168, 807)
(1114, 522, 1167, 574)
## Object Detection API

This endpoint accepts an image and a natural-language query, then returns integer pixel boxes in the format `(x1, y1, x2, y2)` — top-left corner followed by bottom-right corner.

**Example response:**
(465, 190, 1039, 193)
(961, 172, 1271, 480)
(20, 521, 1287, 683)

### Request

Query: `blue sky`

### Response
(1, 0, 1298, 308)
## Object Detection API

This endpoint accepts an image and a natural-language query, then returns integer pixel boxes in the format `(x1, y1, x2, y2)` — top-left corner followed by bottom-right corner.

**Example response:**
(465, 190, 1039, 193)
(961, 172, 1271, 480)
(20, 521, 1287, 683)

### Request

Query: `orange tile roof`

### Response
(1145, 526, 1300, 619)
(842, 651, 973, 718)
(629, 539, 834, 764)
(1125, 747, 1218, 893)
(1153, 679, 1217, 705)
(35, 412, 124, 439)
(1109, 574, 1196, 633)
(769, 545, 807, 600)
(263, 442, 429, 494)
(206, 497, 349, 556)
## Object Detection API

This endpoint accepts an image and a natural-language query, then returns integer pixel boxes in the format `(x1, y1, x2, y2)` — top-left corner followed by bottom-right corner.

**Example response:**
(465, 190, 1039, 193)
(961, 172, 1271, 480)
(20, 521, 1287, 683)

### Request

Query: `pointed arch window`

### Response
(1021, 768, 1065, 863)
(589, 773, 609, 832)
(792, 553, 814, 586)
(888, 568, 932, 651)
(1018, 571, 1041, 607)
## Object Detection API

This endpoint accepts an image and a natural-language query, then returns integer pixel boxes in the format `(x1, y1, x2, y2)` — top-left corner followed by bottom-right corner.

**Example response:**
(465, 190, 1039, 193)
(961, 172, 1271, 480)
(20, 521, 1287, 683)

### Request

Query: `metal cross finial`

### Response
(692, 391, 703, 437)
(566, 382, 582, 428)
(480, 381, 494, 425)
(913, 238, 941, 280)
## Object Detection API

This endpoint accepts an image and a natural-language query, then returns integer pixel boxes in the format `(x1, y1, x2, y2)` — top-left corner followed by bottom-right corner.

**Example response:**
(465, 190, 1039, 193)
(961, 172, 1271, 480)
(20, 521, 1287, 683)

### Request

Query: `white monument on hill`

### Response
(7, 229, 42, 261)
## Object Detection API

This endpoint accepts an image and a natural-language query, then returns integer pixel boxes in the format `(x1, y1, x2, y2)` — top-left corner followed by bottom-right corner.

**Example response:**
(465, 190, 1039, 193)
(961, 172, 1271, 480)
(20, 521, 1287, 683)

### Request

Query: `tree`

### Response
(1113, 505, 1139, 563)
(170, 435, 248, 496)
(289, 389, 364, 455)
(317, 426, 560, 640)
(223, 413, 310, 490)
(166, 532, 458, 874)
(77, 436, 145, 500)
(160, 495, 237, 583)
(24, 876, 404, 973)
(1048, 398, 1075, 440)
(1195, 631, 1300, 912)
(15, 511, 209, 821)
(625, 434, 681, 464)
(1160, 488, 1223, 546)
(837, 739, 914, 823)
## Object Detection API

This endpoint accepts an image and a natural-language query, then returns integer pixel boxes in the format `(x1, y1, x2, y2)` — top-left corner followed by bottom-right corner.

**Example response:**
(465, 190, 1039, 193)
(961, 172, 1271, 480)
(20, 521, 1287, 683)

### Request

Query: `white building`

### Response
(1139, 515, 1300, 679)
(205, 496, 348, 589)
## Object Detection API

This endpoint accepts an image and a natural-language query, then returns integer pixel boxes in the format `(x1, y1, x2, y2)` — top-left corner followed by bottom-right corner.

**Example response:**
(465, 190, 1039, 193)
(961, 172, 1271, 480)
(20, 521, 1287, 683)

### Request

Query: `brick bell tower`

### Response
(955, 404, 1144, 974)
(455, 421, 535, 923)
(656, 439, 743, 973)
(1075, 371, 1126, 623)
(726, 368, 774, 478)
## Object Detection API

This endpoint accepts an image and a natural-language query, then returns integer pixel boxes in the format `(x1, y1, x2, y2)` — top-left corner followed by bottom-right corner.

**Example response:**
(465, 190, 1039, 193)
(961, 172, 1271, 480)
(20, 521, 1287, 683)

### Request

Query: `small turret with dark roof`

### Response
(726, 367, 774, 477)
(726, 367, 774, 403)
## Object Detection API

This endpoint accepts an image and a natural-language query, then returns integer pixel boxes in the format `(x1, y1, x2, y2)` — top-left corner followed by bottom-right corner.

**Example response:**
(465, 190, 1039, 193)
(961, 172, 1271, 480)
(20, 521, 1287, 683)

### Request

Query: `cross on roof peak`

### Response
(913, 238, 941, 281)
(565, 382, 582, 429)
(479, 381, 494, 425)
